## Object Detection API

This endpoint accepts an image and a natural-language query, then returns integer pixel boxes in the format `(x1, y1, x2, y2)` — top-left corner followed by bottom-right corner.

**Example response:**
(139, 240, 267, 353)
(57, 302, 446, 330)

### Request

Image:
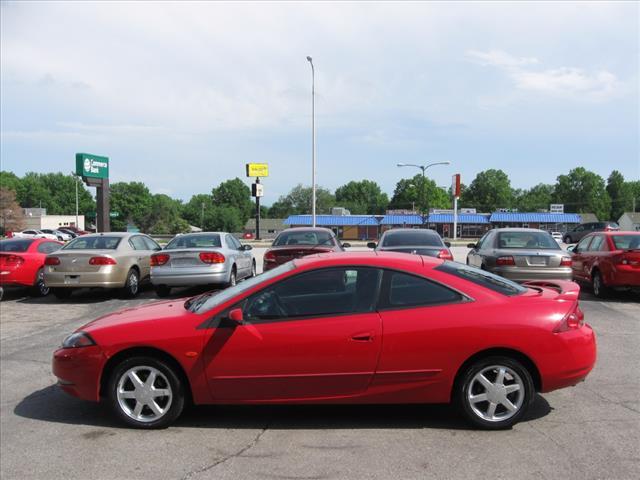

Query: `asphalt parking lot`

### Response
(1, 247, 638, 480)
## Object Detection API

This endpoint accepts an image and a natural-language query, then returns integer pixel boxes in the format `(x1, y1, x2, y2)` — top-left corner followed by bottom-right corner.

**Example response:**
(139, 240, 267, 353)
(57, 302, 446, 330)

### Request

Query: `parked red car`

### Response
(0, 238, 63, 296)
(570, 231, 640, 297)
(263, 227, 348, 271)
(53, 251, 596, 429)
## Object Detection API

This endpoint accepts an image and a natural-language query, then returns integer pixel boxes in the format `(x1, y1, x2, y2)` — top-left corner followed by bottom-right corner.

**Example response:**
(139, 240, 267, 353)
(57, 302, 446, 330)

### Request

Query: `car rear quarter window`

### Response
(0, 239, 34, 252)
(385, 271, 463, 307)
(435, 262, 527, 296)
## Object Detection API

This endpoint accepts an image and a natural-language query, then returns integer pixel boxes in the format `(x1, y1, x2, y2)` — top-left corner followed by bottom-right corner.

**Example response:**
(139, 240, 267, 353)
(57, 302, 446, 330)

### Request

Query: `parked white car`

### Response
(40, 229, 73, 241)
(551, 232, 563, 244)
(13, 229, 58, 240)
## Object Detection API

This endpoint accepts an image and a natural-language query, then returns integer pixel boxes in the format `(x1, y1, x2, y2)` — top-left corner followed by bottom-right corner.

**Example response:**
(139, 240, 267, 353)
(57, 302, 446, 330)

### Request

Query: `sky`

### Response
(1, 1, 638, 205)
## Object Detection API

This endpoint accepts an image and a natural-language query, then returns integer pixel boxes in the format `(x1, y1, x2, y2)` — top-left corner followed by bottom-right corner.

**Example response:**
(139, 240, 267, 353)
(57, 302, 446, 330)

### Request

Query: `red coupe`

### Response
(0, 238, 62, 296)
(53, 252, 596, 429)
(570, 231, 640, 297)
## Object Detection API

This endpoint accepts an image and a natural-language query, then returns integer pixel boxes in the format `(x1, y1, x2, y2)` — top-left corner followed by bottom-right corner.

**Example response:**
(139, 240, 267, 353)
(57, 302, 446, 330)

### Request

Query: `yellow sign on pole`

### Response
(246, 163, 269, 177)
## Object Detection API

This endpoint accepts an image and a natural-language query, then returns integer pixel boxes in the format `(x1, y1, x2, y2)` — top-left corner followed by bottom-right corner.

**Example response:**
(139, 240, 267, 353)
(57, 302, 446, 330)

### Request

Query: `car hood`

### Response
(81, 299, 190, 333)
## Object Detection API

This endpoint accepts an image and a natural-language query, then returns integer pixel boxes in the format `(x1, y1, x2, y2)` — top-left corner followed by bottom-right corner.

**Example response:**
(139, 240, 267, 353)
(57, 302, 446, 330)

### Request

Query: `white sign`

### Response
(550, 204, 564, 213)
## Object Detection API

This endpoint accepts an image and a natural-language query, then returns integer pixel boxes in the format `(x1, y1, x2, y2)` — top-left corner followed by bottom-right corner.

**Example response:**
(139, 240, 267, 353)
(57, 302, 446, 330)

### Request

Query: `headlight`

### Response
(62, 332, 96, 349)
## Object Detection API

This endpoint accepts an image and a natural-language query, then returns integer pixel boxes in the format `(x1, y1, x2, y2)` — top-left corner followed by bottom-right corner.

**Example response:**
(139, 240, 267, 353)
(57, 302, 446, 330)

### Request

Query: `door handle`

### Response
(350, 333, 374, 342)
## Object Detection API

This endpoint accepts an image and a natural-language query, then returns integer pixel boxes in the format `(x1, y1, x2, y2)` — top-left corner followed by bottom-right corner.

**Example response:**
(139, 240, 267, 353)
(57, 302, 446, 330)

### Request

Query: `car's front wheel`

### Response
(456, 356, 534, 429)
(107, 356, 185, 429)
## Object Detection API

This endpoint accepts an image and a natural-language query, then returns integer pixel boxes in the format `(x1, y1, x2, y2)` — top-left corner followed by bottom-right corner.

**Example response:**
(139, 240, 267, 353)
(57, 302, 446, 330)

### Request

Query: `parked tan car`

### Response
(44, 232, 161, 299)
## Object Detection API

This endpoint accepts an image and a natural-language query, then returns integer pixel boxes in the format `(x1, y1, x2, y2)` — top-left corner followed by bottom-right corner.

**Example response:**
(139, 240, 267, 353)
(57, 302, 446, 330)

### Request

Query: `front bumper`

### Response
(490, 266, 573, 283)
(52, 346, 105, 402)
(44, 266, 127, 289)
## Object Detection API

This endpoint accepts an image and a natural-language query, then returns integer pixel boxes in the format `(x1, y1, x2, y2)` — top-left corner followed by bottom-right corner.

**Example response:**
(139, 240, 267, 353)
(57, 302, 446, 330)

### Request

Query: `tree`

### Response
(515, 184, 554, 212)
(389, 174, 450, 212)
(334, 180, 389, 214)
(461, 169, 513, 212)
(269, 184, 335, 217)
(109, 182, 154, 231)
(553, 168, 611, 220)
(13, 172, 95, 216)
(627, 181, 640, 212)
(139, 194, 189, 234)
(211, 178, 253, 224)
(0, 171, 21, 194)
(0, 188, 25, 233)
(606, 171, 634, 221)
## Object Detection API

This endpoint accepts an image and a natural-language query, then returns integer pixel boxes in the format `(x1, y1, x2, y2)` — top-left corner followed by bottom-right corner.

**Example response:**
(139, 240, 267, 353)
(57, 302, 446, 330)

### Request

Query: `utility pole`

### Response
(306, 56, 316, 227)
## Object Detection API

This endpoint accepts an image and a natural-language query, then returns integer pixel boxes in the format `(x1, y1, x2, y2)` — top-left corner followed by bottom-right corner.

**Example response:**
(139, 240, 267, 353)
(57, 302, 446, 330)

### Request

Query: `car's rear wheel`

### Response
(456, 356, 534, 429)
(155, 285, 171, 298)
(31, 267, 50, 297)
(51, 288, 72, 299)
(227, 266, 237, 287)
(107, 356, 184, 429)
(592, 271, 608, 298)
(122, 268, 140, 298)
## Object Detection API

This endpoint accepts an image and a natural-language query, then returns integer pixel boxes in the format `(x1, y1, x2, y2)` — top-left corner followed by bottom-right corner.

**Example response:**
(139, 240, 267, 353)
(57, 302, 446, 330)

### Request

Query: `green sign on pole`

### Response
(75, 153, 109, 180)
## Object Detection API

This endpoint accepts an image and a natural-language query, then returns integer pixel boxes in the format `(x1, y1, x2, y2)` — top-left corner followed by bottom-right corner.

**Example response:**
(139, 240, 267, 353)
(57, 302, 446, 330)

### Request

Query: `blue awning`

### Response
(380, 214, 423, 225)
(489, 212, 582, 223)
(284, 215, 379, 226)
(427, 214, 490, 224)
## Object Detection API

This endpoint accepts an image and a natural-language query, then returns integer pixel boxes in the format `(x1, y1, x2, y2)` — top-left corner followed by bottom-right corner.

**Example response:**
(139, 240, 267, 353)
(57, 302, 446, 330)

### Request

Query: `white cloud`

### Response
(466, 50, 539, 68)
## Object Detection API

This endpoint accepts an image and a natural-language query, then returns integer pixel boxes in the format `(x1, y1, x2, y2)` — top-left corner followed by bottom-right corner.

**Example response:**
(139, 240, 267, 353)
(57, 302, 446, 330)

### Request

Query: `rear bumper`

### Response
(52, 346, 105, 402)
(151, 269, 229, 286)
(607, 267, 640, 288)
(490, 266, 573, 283)
(0, 270, 32, 287)
(44, 266, 126, 288)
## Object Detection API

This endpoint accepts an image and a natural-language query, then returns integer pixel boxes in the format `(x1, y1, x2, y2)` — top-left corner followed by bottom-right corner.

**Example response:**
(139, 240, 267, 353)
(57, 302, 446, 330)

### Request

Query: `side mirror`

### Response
(342, 242, 351, 248)
(241, 244, 253, 251)
(467, 243, 477, 249)
(568, 245, 577, 253)
(228, 308, 244, 324)
(367, 242, 377, 249)
(444, 241, 451, 248)
(155, 246, 162, 251)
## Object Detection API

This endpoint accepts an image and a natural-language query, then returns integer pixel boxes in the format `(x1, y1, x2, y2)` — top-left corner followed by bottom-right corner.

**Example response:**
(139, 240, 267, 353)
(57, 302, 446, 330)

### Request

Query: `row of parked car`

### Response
(9, 226, 89, 242)
(0, 226, 638, 301)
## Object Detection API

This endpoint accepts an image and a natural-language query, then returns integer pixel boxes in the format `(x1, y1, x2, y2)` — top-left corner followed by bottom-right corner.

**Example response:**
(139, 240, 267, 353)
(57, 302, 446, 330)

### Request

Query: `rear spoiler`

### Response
(522, 280, 580, 301)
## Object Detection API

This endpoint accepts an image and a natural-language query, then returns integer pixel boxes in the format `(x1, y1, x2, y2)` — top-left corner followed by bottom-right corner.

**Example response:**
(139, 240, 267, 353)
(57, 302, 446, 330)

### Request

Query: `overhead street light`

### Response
(307, 56, 316, 227)
(397, 161, 451, 226)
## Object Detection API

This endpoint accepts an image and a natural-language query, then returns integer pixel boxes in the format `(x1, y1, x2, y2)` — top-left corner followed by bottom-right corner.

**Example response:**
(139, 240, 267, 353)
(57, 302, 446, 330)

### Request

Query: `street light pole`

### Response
(71, 172, 79, 227)
(306, 56, 316, 227)
(396, 161, 451, 228)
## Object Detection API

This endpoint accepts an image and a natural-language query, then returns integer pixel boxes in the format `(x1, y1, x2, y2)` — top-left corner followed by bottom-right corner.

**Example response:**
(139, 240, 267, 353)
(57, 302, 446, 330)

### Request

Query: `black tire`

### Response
(31, 267, 50, 297)
(563, 236, 572, 244)
(51, 288, 72, 300)
(592, 270, 608, 298)
(155, 285, 171, 298)
(122, 268, 140, 298)
(227, 266, 237, 287)
(455, 356, 534, 430)
(107, 356, 185, 429)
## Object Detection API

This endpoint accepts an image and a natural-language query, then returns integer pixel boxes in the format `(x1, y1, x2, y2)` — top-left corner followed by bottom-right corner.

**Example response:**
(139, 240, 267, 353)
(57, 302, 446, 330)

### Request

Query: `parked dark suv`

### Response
(563, 222, 619, 244)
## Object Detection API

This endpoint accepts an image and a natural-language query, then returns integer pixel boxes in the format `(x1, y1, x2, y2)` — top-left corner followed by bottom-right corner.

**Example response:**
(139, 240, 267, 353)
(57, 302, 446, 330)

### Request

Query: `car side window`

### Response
(476, 232, 490, 250)
(576, 236, 592, 252)
(587, 235, 604, 251)
(129, 236, 148, 250)
(142, 236, 161, 251)
(382, 271, 464, 308)
(231, 236, 242, 249)
(243, 267, 382, 320)
(576, 225, 584, 232)
(37, 242, 61, 254)
(225, 235, 236, 250)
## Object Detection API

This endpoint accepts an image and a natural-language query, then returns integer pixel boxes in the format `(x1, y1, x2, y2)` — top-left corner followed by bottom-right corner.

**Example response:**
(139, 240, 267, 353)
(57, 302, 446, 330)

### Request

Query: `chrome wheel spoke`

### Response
(128, 371, 144, 388)
(495, 368, 506, 386)
(469, 393, 488, 404)
(148, 400, 163, 417)
(477, 374, 493, 390)
(486, 402, 497, 419)
(152, 388, 170, 398)
(119, 390, 136, 399)
(133, 401, 144, 418)
(504, 384, 521, 394)
(502, 398, 517, 412)
(145, 371, 157, 389)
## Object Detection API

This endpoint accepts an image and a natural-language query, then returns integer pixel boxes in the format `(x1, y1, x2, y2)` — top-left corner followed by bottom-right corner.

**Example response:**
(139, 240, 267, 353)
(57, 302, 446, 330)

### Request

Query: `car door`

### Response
(571, 236, 594, 282)
(582, 234, 607, 281)
(374, 270, 472, 402)
(129, 235, 153, 279)
(228, 234, 250, 276)
(468, 231, 490, 267)
(202, 266, 383, 401)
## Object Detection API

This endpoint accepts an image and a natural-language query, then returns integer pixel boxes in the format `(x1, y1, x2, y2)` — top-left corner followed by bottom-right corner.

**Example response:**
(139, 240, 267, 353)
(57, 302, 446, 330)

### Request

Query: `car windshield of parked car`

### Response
(165, 234, 222, 249)
(611, 234, 640, 250)
(273, 231, 335, 247)
(0, 239, 34, 252)
(497, 232, 560, 250)
(435, 261, 527, 296)
(382, 231, 442, 247)
(63, 236, 121, 250)
(187, 261, 297, 314)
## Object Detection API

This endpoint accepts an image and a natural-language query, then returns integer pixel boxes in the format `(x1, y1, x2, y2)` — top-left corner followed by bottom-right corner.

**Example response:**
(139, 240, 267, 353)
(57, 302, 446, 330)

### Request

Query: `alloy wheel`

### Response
(36, 268, 49, 296)
(466, 365, 525, 422)
(116, 366, 173, 423)
(128, 271, 139, 295)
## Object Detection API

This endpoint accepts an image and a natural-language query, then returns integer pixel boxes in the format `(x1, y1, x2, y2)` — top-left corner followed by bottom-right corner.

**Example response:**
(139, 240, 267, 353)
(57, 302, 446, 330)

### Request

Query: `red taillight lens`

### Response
(264, 251, 276, 263)
(560, 256, 572, 267)
(45, 256, 60, 266)
(554, 305, 585, 333)
(199, 252, 225, 264)
(150, 253, 170, 266)
(437, 249, 454, 260)
(496, 256, 515, 266)
(1, 254, 24, 266)
(88, 256, 117, 265)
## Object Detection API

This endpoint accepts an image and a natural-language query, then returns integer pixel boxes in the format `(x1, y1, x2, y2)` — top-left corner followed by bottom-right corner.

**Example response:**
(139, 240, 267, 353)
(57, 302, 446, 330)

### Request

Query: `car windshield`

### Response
(0, 239, 34, 252)
(435, 261, 527, 296)
(187, 262, 297, 314)
(273, 231, 335, 247)
(165, 234, 222, 249)
(382, 231, 442, 247)
(63, 236, 121, 250)
(497, 232, 560, 250)
(611, 234, 640, 250)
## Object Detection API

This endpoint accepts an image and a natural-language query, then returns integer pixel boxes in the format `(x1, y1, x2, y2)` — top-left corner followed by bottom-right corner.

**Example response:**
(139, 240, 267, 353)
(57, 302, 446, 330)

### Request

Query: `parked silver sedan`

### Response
(466, 228, 572, 282)
(150, 232, 254, 297)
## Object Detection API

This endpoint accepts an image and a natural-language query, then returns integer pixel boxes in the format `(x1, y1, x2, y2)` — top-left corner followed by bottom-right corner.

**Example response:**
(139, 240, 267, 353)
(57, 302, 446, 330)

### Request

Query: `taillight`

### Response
(199, 252, 225, 264)
(496, 256, 515, 266)
(1, 254, 24, 266)
(45, 256, 60, 266)
(560, 256, 572, 267)
(264, 251, 276, 263)
(88, 256, 117, 265)
(150, 253, 170, 266)
(437, 249, 454, 260)
(554, 305, 585, 332)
